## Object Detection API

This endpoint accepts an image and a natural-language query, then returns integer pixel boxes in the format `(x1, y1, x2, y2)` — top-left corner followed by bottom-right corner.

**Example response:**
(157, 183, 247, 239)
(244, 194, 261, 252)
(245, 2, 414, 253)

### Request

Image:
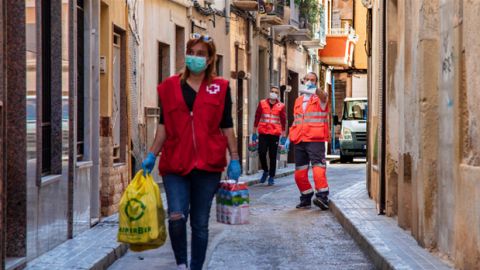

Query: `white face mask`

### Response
(269, 92, 278, 100)
(300, 82, 317, 95)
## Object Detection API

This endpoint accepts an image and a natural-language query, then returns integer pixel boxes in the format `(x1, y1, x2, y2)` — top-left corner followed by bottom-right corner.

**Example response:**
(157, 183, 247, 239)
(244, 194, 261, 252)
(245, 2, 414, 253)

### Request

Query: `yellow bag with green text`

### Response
(129, 176, 167, 251)
(118, 170, 166, 245)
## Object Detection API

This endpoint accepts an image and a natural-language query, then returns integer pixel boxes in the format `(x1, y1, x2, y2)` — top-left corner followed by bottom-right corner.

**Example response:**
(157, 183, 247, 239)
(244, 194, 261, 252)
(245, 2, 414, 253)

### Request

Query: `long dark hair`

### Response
(181, 37, 217, 84)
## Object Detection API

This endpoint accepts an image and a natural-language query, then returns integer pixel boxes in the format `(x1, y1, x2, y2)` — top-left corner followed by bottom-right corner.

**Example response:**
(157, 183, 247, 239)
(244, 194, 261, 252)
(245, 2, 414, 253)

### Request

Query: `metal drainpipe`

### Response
(284, 40, 288, 126)
(269, 28, 274, 86)
(225, 0, 230, 34)
(245, 19, 252, 174)
(366, 8, 372, 198)
(331, 74, 336, 154)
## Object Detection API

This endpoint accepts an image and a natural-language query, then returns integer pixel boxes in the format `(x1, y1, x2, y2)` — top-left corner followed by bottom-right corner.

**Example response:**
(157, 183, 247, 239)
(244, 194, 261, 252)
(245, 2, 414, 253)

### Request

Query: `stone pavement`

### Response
(109, 162, 373, 270)
(330, 181, 454, 270)
(205, 163, 374, 270)
(24, 215, 127, 270)
(24, 165, 296, 270)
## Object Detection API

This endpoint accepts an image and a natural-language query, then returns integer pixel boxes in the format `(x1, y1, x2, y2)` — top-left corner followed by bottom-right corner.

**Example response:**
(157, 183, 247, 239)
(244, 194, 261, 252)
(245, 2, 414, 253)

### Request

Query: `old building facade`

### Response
(366, 0, 480, 268)
(0, 0, 105, 267)
(0, 0, 361, 268)
(98, 0, 131, 217)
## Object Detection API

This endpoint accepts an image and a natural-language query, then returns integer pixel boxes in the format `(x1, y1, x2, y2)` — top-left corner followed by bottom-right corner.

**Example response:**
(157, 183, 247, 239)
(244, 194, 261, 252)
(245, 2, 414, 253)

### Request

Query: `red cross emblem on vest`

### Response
(207, 84, 220, 94)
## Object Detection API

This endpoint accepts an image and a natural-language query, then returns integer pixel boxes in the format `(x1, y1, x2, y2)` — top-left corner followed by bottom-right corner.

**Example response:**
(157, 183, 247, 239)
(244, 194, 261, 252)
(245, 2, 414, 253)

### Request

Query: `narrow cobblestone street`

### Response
(108, 161, 374, 270)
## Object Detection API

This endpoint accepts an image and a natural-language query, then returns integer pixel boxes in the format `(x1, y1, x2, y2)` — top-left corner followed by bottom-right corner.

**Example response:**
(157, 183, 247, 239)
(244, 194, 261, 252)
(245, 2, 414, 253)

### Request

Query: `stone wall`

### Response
(450, 1, 480, 268)
(369, 0, 480, 268)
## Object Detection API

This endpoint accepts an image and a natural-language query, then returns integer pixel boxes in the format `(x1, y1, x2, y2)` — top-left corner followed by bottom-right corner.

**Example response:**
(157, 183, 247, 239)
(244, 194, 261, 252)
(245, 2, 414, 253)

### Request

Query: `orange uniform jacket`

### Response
(289, 95, 330, 144)
(257, 99, 285, 136)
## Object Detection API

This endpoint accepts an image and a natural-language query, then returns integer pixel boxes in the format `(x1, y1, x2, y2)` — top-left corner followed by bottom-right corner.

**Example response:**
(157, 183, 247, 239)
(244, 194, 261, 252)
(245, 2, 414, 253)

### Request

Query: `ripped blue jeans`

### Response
(163, 170, 221, 270)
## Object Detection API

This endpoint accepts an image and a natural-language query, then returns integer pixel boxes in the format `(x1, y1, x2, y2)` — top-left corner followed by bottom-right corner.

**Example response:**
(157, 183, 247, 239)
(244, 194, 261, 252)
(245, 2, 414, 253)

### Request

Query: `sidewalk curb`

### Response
(90, 243, 129, 270)
(25, 217, 130, 270)
(330, 190, 453, 270)
(330, 200, 394, 270)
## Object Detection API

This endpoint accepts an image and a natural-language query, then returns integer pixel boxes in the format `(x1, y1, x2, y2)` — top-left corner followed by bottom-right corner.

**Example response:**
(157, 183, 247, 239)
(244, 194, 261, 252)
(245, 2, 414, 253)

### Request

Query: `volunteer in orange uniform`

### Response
(252, 86, 287, 185)
(285, 72, 330, 210)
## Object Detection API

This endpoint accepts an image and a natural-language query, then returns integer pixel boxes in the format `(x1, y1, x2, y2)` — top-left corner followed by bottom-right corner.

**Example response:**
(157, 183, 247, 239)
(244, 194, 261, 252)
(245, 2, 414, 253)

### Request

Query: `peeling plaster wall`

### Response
(452, 1, 480, 268)
(370, 0, 480, 267)
(142, 0, 189, 109)
(385, 0, 399, 217)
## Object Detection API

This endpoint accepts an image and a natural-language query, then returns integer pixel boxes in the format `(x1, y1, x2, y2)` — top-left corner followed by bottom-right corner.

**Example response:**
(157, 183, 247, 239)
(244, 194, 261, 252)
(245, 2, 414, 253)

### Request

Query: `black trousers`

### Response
(294, 142, 326, 167)
(258, 134, 280, 177)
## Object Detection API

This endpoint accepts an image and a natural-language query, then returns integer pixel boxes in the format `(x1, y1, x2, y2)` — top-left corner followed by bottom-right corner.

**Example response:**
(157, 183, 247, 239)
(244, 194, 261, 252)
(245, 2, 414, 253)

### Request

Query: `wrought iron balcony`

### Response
(260, 0, 286, 26)
(284, 3, 312, 41)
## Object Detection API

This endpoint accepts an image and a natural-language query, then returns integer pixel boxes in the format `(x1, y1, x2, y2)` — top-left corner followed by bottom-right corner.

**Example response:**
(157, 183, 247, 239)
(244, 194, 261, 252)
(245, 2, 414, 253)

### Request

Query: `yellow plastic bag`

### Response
(129, 176, 167, 251)
(118, 170, 164, 244)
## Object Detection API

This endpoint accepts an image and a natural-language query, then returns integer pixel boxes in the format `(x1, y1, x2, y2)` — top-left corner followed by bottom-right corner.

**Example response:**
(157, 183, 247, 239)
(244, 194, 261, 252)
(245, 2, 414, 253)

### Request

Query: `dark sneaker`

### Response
(259, 172, 268, 184)
(267, 176, 275, 186)
(313, 194, 329, 210)
(296, 192, 313, 209)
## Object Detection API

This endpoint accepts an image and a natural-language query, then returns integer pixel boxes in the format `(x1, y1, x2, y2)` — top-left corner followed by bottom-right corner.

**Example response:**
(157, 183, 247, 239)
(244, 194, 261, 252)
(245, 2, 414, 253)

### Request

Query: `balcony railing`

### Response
(281, 3, 313, 41)
(260, 0, 284, 17)
(260, 0, 286, 25)
(318, 26, 359, 67)
(329, 27, 356, 36)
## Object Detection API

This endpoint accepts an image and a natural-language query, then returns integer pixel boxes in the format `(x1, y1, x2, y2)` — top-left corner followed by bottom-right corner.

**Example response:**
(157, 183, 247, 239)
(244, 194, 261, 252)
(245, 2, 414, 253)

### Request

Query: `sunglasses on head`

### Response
(190, 33, 213, 42)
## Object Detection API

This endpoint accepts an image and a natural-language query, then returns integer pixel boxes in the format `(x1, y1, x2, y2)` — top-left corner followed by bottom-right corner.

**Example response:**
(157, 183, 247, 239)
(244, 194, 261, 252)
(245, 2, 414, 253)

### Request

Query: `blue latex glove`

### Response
(284, 138, 290, 150)
(280, 136, 287, 145)
(227, 159, 242, 181)
(252, 133, 258, 142)
(142, 152, 157, 176)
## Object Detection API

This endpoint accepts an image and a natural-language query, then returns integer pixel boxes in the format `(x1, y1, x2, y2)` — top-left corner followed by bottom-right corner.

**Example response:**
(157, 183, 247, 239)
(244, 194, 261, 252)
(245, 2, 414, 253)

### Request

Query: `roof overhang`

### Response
(302, 40, 325, 49)
(232, 0, 258, 11)
(260, 14, 284, 26)
(272, 24, 297, 37)
(168, 0, 192, 8)
(286, 29, 312, 41)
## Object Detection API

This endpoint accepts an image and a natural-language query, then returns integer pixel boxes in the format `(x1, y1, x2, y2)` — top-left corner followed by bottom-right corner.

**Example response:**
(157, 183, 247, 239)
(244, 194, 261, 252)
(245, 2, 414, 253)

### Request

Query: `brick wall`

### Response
(100, 117, 129, 216)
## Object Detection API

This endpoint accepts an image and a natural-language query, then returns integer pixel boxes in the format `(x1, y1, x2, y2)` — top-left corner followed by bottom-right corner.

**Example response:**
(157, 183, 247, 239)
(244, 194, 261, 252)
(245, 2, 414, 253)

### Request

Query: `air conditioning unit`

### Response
(144, 107, 161, 118)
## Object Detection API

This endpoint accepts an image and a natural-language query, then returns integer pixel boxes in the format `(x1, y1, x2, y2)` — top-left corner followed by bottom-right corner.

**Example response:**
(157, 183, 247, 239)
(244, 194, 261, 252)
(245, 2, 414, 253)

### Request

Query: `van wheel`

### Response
(340, 154, 353, 163)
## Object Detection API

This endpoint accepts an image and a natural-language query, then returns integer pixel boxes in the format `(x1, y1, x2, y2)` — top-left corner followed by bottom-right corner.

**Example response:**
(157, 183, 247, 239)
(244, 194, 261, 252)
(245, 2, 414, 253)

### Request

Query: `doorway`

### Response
(158, 42, 170, 84)
(112, 27, 127, 165)
(236, 78, 244, 163)
(287, 70, 299, 163)
(258, 48, 268, 98)
(112, 32, 122, 163)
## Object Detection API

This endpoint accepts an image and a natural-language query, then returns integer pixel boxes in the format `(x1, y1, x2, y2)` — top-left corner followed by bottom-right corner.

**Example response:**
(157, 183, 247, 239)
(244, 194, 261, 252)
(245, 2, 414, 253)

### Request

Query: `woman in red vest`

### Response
(285, 72, 330, 210)
(141, 33, 241, 270)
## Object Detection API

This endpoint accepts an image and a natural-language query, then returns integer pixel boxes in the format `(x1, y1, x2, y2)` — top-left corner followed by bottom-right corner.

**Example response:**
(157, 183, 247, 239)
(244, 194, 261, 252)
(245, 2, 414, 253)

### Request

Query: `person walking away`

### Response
(141, 33, 241, 270)
(252, 86, 287, 186)
(285, 72, 330, 210)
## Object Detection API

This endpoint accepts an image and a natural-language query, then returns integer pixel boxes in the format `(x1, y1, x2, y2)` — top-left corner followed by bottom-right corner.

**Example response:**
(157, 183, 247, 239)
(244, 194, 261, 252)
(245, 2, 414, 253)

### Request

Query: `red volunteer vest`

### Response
(289, 94, 330, 144)
(257, 99, 284, 136)
(157, 75, 229, 176)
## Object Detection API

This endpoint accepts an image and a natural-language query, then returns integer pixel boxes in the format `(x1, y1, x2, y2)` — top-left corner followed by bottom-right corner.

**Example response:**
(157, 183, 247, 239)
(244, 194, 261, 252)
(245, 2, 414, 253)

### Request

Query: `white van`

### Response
(334, 97, 368, 163)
